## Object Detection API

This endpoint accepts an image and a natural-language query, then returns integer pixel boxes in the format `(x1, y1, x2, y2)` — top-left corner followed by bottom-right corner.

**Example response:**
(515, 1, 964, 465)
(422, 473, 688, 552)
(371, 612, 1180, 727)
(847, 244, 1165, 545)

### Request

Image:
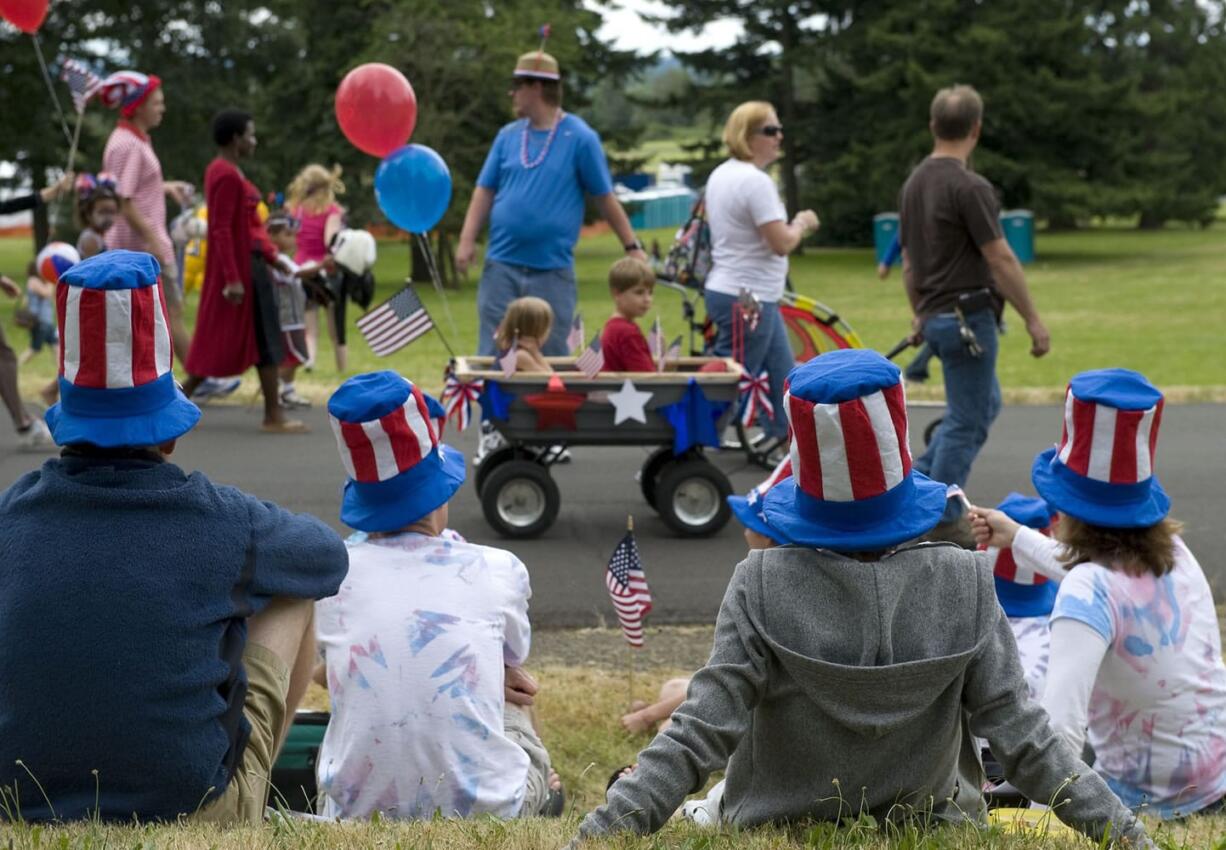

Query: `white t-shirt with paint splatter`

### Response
(314, 532, 532, 819)
(1044, 536, 1226, 816)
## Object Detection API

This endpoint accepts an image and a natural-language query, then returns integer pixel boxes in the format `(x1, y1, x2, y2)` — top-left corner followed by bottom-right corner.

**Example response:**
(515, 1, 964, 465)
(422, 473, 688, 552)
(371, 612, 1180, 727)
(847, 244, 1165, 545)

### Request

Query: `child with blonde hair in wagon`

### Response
(496, 297, 554, 373)
(286, 163, 346, 371)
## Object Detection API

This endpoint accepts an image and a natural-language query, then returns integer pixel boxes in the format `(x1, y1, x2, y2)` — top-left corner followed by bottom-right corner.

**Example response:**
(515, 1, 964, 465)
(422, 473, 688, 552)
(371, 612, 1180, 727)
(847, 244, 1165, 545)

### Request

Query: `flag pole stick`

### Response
(404, 235, 457, 360)
(32, 35, 73, 146)
(627, 513, 635, 708)
(414, 231, 459, 338)
(65, 108, 85, 173)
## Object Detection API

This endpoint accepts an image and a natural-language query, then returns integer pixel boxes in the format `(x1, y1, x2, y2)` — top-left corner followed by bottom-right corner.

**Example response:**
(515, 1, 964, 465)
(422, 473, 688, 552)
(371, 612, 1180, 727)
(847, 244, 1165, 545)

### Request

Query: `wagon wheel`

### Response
(638, 447, 675, 510)
(655, 457, 732, 537)
(480, 460, 560, 539)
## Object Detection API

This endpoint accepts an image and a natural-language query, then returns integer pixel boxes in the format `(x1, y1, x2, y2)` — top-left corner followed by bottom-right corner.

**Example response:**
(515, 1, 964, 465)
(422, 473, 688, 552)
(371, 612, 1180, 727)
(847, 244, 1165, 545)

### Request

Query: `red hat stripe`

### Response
(882, 381, 912, 477)
(1062, 396, 1097, 475)
(1109, 408, 1144, 484)
(836, 398, 886, 500)
(1146, 399, 1163, 473)
(378, 403, 424, 473)
(1085, 404, 1118, 482)
(338, 420, 379, 482)
(988, 546, 1015, 581)
(104, 289, 135, 388)
(129, 284, 158, 386)
(56, 281, 69, 376)
(153, 281, 172, 375)
(410, 387, 438, 451)
(786, 390, 822, 499)
(74, 288, 109, 388)
(358, 417, 402, 481)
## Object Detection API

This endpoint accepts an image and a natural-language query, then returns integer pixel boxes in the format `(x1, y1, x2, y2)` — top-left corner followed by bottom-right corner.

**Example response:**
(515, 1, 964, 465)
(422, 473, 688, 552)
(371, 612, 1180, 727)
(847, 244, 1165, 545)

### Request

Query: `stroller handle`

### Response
(883, 336, 915, 361)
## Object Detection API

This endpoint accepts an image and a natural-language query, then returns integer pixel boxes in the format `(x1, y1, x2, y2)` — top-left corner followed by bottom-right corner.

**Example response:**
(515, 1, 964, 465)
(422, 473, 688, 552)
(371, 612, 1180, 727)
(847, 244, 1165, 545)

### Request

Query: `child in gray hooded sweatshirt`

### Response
(574, 351, 1151, 847)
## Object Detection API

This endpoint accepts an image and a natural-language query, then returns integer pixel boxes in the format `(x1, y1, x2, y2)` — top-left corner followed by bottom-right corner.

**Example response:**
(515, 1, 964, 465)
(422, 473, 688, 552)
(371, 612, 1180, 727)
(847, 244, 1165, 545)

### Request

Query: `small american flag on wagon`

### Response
(605, 529, 653, 648)
(574, 333, 604, 379)
(566, 312, 585, 354)
(356, 285, 434, 357)
(59, 58, 102, 112)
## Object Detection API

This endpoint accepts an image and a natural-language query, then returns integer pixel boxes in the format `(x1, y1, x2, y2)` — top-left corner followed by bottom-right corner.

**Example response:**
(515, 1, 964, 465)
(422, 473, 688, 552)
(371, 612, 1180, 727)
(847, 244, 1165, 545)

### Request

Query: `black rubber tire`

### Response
(923, 417, 943, 448)
(480, 460, 560, 539)
(638, 447, 675, 510)
(655, 458, 732, 537)
(474, 446, 520, 496)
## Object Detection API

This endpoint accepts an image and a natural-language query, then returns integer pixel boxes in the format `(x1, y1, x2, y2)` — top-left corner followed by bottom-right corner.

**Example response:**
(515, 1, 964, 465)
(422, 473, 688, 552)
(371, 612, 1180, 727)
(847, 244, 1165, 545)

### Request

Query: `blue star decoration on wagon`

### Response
(659, 378, 730, 454)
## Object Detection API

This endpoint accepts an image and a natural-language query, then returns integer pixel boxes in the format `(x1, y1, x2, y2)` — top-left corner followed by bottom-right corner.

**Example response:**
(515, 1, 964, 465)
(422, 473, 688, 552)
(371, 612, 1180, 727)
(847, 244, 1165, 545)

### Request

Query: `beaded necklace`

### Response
(520, 109, 565, 170)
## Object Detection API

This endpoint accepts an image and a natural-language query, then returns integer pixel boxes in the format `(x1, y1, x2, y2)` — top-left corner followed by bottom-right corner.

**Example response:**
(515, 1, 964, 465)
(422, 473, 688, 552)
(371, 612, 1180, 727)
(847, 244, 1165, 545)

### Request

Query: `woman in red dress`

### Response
(183, 110, 306, 433)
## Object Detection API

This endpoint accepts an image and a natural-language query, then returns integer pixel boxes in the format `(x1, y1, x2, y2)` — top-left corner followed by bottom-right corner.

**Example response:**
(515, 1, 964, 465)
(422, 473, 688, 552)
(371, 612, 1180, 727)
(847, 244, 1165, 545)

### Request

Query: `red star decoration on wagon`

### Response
(523, 374, 585, 431)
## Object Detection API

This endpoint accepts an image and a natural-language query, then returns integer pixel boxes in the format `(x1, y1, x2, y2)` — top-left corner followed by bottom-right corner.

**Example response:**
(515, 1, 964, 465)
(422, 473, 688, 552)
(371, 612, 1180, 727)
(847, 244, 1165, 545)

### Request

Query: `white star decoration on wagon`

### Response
(607, 379, 653, 426)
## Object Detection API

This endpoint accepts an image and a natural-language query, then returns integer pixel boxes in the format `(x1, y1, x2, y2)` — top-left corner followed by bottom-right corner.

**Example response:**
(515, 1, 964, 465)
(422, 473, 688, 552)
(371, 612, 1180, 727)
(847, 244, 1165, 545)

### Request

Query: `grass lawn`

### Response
(0, 644, 1223, 848)
(2, 224, 1224, 402)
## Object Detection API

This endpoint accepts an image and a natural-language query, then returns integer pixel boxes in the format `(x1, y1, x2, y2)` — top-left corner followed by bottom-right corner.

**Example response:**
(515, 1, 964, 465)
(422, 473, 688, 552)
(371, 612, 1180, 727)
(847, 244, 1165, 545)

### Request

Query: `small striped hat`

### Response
(763, 349, 946, 549)
(983, 493, 1059, 618)
(45, 251, 200, 447)
(1032, 368, 1169, 528)
(328, 371, 466, 532)
(97, 71, 162, 118)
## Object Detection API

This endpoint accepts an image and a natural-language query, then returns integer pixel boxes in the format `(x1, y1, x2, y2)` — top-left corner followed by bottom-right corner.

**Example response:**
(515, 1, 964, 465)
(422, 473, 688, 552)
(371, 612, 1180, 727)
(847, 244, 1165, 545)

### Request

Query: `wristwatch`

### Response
(623, 238, 645, 253)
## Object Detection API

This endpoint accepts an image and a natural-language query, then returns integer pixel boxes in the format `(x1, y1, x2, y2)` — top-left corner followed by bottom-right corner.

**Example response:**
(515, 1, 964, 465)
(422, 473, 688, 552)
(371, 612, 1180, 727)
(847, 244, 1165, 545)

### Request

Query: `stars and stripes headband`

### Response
(97, 71, 162, 118)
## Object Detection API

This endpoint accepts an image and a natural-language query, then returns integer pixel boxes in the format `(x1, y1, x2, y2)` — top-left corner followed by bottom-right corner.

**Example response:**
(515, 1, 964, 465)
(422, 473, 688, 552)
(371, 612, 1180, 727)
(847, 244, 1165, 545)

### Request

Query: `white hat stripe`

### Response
(63, 286, 82, 382)
(1085, 406, 1117, 482)
(404, 397, 435, 462)
(814, 402, 854, 502)
(1057, 389, 1076, 464)
(1134, 406, 1156, 481)
(1013, 560, 1038, 584)
(105, 289, 135, 388)
(328, 415, 358, 479)
(362, 418, 401, 481)
(862, 390, 905, 490)
(152, 282, 171, 376)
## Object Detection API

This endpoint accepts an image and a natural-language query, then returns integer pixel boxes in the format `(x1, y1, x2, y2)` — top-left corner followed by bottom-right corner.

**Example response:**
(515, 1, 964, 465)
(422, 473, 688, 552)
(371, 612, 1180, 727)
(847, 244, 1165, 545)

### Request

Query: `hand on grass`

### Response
(967, 506, 1021, 549)
(504, 665, 539, 707)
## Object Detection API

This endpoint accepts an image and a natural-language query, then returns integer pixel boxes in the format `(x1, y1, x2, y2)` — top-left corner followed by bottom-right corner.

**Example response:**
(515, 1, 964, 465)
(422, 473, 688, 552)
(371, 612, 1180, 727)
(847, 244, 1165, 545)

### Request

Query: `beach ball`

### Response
(36, 242, 81, 284)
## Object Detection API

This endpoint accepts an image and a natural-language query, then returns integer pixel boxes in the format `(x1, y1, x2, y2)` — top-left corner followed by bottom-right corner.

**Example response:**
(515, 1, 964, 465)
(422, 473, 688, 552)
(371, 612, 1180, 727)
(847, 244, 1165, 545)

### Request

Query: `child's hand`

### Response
(222, 282, 245, 305)
(0, 275, 19, 298)
(504, 665, 539, 707)
(967, 506, 1021, 549)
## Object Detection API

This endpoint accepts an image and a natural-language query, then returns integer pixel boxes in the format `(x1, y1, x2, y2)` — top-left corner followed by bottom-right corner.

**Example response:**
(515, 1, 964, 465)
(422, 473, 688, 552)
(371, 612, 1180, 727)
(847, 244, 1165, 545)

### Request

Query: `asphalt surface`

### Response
(1, 399, 1221, 626)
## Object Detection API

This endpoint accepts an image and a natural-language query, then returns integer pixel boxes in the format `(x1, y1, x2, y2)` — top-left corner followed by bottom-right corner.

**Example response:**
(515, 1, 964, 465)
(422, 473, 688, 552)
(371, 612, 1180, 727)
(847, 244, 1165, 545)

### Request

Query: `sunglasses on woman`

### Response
(758, 124, 784, 137)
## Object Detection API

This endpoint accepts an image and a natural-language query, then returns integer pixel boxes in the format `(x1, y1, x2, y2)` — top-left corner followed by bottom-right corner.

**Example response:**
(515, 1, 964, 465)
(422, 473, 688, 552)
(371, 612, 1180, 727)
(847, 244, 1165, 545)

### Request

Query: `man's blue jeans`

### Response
(476, 260, 577, 357)
(704, 290, 792, 439)
(913, 309, 1002, 522)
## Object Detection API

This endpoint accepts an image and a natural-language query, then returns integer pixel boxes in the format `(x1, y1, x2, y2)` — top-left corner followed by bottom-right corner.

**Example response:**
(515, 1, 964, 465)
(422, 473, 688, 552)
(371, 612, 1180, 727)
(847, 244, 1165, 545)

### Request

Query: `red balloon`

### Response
(0, 0, 48, 33)
(335, 63, 417, 158)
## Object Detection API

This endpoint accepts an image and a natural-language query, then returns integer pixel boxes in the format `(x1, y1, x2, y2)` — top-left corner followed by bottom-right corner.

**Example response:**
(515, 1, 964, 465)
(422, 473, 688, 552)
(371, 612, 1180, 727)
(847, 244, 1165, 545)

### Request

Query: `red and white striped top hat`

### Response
(762, 350, 947, 549)
(1032, 368, 1169, 528)
(44, 250, 200, 447)
(328, 371, 467, 531)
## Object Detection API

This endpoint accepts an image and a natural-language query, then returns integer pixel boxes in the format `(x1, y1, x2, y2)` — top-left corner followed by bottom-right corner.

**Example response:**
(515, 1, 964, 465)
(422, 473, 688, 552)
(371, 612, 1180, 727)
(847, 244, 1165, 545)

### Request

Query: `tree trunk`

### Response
(778, 14, 802, 254)
(30, 162, 50, 252)
(437, 229, 458, 290)
(1137, 211, 1166, 230)
(410, 234, 430, 282)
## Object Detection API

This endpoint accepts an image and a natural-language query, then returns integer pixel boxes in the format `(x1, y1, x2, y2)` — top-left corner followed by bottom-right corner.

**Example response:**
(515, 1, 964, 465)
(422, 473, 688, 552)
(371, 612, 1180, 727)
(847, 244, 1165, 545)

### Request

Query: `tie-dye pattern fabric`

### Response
(1049, 537, 1226, 816)
(315, 532, 533, 819)
(1008, 616, 1051, 702)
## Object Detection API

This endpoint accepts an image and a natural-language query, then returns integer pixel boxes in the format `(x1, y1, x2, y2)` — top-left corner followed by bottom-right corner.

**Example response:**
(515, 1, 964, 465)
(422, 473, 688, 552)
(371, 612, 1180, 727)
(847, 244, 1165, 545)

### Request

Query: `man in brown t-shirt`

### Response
(899, 84, 1050, 545)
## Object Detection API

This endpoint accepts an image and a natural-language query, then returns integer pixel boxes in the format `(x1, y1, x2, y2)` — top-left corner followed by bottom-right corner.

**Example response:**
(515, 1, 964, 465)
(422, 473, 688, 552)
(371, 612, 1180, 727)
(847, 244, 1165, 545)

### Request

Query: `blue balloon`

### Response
(374, 144, 452, 233)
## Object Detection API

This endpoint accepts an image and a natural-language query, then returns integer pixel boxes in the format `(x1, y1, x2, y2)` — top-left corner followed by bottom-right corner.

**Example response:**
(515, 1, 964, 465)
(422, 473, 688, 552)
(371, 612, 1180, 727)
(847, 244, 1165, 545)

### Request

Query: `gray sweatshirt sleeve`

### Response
(576, 558, 770, 838)
(963, 587, 1151, 847)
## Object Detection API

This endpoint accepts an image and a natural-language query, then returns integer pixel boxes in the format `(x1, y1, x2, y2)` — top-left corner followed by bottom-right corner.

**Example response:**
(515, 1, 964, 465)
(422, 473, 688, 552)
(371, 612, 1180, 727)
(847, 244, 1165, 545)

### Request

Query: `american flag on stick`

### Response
(566, 313, 585, 354)
(59, 58, 102, 112)
(659, 334, 682, 371)
(605, 527, 653, 648)
(574, 333, 604, 378)
(499, 334, 519, 378)
(647, 316, 664, 363)
(356, 285, 434, 356)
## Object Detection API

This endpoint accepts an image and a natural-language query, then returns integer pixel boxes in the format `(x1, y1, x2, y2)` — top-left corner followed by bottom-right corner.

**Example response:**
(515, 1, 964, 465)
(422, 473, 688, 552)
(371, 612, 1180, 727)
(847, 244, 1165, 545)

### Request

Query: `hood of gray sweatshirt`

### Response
(578, 543, 1148, 846)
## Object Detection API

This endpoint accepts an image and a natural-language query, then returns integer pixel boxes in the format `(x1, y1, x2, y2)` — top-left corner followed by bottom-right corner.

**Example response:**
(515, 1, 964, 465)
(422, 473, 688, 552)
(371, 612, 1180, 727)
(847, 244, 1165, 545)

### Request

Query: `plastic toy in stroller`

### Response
(453, 356, 743, 539)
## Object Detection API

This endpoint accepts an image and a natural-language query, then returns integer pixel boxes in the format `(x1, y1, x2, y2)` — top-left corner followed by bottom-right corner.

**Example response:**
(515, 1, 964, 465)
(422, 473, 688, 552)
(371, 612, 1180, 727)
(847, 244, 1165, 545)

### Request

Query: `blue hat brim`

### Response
(45, 376, 201, 448)
(340, 443, 467, 532)
(762, 471, 947, 550)
(1031, 447, 1170, 529)
(728, 495, 784, 542)
(994, 576, 1059, 619)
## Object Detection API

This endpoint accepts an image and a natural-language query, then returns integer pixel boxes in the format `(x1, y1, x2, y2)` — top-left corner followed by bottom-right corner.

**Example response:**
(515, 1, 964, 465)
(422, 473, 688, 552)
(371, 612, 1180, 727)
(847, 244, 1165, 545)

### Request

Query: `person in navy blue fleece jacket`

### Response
(0, 250, 349, 823)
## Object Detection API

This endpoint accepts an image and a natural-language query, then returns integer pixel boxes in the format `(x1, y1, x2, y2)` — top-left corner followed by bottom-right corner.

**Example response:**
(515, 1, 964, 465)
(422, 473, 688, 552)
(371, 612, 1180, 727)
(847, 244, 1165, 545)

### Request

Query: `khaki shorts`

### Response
(504, 703, 553, 817)
(193, 642, 290, 824)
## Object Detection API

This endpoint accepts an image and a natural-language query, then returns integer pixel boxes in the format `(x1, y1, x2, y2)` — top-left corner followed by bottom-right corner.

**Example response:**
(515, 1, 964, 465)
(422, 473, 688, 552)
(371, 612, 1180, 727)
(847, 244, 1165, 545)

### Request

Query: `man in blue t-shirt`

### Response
(456, 49, 647, 358)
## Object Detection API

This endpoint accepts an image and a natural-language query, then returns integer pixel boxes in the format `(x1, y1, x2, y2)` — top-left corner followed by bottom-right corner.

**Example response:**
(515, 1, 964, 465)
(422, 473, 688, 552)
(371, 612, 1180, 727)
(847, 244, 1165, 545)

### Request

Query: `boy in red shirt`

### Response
(600, 257, 656, 372)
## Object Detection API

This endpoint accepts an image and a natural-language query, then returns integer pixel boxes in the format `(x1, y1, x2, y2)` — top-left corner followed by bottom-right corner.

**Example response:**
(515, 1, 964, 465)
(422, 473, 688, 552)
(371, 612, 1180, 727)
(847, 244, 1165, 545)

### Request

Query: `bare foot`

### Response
(621, 709, 655, 734)
(261, 418, 309, 434)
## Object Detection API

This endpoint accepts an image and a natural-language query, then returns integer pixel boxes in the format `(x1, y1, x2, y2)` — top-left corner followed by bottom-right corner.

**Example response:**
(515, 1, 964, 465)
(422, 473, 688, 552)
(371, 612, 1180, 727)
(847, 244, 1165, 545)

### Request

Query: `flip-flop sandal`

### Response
(606, 764, 635, 792)
(261, 419, 310, 434)
(543, 783, 565, 817)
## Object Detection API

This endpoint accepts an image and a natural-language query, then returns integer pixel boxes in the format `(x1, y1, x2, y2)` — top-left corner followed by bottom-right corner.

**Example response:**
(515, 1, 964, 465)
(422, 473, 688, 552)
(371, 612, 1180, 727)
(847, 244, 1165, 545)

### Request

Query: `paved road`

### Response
(2, 400, 1221, 626)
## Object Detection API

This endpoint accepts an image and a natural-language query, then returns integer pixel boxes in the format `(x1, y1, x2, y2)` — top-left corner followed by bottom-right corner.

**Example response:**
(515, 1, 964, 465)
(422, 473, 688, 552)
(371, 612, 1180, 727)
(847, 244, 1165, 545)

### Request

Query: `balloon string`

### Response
(414, 231, 459, 338)
(32, 34, 74, 147)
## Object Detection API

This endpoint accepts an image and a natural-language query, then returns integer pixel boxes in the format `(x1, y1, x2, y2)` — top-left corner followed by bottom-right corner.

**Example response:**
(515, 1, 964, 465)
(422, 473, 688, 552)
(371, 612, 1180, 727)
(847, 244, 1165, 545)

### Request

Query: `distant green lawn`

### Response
(2, 224, 1223, 399)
